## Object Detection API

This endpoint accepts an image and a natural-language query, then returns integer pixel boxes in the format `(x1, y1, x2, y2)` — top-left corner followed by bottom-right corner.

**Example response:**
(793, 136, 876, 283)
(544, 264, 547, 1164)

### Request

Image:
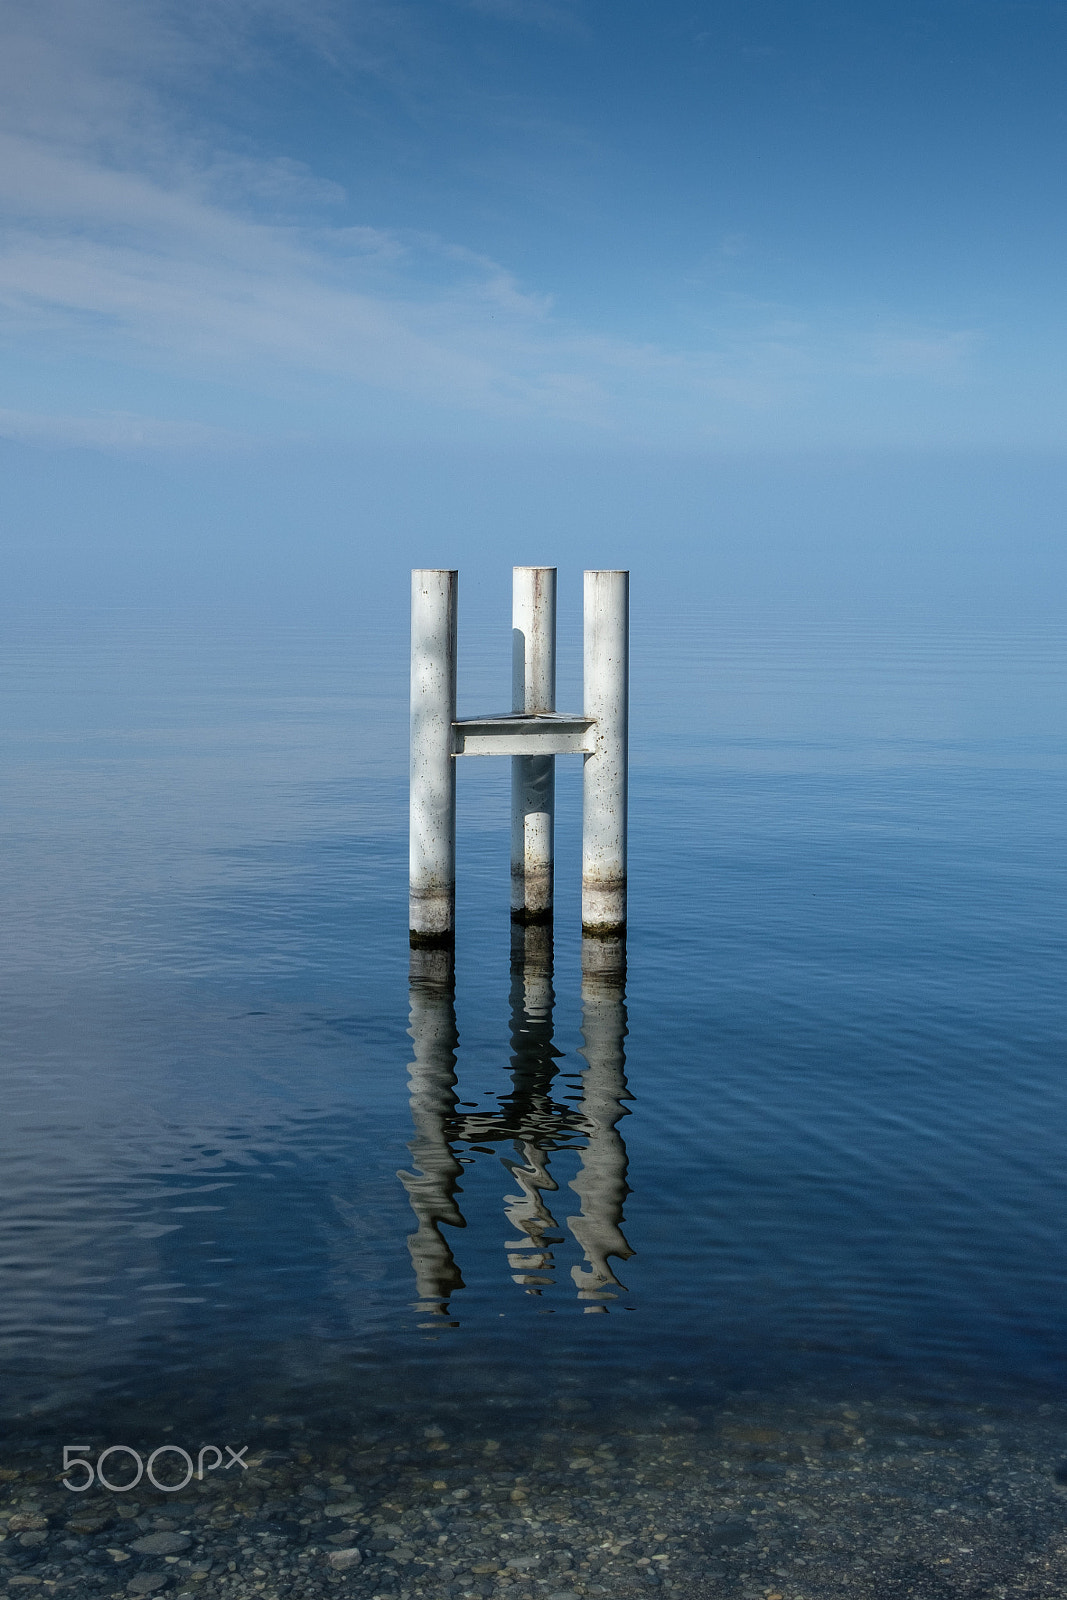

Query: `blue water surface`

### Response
(1, 601, 1065, 1433)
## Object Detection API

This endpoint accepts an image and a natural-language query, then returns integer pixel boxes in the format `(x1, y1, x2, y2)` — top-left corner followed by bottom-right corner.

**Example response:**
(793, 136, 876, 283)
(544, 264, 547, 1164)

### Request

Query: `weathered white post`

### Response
(409, 569, 457, 946)
(409, 566, 627, 939)
(511, 566, 556, 923)
(582, 570, 629, 936)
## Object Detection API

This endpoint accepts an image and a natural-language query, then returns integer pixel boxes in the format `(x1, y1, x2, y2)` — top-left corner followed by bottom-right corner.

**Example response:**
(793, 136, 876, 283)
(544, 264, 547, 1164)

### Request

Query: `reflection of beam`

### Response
(569, 935, 634, 1308)
(501, 922, 562, 1292)
(398, 948, 465, 1320)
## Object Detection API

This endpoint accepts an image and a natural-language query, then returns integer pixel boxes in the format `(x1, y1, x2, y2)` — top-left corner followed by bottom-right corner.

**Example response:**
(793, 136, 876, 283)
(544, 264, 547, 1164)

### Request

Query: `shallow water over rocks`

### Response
(4, 1382, 1067, 1598)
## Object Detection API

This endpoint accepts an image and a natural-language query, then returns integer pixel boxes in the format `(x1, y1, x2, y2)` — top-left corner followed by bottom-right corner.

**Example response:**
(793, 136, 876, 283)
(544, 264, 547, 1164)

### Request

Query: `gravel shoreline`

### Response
(3, 1389, 1067, 1599)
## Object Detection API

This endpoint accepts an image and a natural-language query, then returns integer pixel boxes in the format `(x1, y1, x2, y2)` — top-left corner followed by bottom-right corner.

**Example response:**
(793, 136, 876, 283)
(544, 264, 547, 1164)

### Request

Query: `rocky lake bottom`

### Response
(4, 1384, 1067, 1600)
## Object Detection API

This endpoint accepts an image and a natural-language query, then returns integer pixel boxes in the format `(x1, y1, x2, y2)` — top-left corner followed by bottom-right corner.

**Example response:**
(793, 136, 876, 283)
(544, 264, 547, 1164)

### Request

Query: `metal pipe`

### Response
(409, 569, 457, 945)
(511, 566, 556, 923)
(582, 569, 628, 935)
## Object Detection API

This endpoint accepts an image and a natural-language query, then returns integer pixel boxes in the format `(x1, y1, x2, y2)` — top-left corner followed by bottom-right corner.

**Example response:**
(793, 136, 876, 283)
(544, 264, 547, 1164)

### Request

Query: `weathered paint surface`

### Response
(409, 569, 457, 944)
(510, 566, 557, 923)
(581, 569, 629, 935)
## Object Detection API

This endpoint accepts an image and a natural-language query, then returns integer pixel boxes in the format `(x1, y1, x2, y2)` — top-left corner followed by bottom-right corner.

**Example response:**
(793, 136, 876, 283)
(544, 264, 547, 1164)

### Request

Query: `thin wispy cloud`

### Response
(0, 0, 990, 450)
(0, 407, 250, 451)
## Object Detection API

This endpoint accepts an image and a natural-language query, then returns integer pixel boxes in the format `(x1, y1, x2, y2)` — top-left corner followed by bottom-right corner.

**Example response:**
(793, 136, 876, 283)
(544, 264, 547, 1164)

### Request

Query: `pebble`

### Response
(328, 1547, 363, 1569)
(130, 1531, 193, 1555)
(65, 1513, 113, 1535)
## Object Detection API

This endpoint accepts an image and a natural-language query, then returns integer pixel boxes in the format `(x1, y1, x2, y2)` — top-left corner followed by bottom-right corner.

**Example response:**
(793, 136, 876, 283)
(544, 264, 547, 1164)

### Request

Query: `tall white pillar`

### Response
(582, 569, 628, 935)
(409, 569, 457, 945)
(511, 566, 556, 923)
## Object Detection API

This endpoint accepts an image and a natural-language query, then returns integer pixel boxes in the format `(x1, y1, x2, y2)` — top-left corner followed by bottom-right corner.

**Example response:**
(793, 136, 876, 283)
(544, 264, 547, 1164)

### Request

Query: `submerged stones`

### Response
(702, 1517, 753, 1549)
(1, 1394, 1066, 1597)
(326, 1498, 366, 1518)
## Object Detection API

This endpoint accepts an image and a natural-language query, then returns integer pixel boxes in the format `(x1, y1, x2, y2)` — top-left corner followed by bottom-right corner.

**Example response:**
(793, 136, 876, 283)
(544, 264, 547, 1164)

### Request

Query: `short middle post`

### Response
(511, 566, 557, 923)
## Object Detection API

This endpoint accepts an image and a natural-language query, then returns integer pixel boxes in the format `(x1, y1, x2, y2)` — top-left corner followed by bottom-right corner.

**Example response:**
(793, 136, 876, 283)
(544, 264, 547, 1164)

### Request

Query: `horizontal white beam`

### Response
(453, 712, 595, 758)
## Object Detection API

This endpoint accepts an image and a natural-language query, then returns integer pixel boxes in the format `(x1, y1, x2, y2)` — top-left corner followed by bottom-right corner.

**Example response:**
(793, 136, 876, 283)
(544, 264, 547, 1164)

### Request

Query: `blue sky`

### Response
(3, 0, 1067, 614)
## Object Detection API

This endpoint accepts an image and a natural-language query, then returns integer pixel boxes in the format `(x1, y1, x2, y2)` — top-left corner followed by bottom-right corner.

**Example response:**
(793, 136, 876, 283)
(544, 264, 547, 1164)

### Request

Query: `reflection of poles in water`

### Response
(399, 929, 635, 1315)
(502, 922, 563, 1293)
(569, 935, 634, 1309)
(398, 948, 465, 1322)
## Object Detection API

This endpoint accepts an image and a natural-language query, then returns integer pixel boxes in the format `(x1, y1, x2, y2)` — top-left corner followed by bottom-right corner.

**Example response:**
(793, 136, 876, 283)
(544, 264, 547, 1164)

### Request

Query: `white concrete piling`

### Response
(409, 569, 458, 946)
(511, 566, 557, 923)
(582, 569, 629, 936)
(409, 565, 628, 939)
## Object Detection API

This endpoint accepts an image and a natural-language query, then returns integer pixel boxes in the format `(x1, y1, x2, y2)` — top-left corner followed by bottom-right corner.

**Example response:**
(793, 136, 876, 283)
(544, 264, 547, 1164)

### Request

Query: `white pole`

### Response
(410, 569, 457, 945)
(582, 569, 628, 935)
(511, 566, 556, 923)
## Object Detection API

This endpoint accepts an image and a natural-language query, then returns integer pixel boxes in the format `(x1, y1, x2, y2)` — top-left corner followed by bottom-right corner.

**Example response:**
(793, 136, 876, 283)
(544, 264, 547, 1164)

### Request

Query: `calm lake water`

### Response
(2, 600, 1066, 1445)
